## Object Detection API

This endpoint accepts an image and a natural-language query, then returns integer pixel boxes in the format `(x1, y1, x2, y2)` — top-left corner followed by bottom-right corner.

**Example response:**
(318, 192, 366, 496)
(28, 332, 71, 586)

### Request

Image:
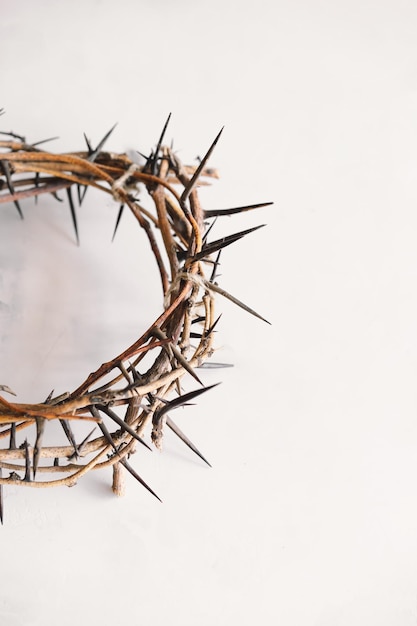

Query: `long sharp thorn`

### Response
(202, 216, 218, 245)
(207, 280, 271, 324)
(152, 113, 171, 174)
(205, 313, 222, 338)
(83, 132, 93, 154)
(68, 426, 97, 461)
(44, 389, 54, 403)
(153, 383, 220, 423)
(59, 420, 80, 458)
(66, 187, 79, 245)
(204, 201, 273, 218)
(111, 204, 125, 241)
(9, 423, 16, 450)
(98, 405, 151, 451)
(192, 224, 266, 263)
(33, 417, 45, 479)
(76, 427, 97, 454)
(96, 416, 159, 502)
(120, 458, 162, 502)
(81, 125, 118, 205)
(166, 417, 211, 467)
(154, 328, 203, 385)
(0, 161, 24, 219)
(34, 172, 40, 205)
(191, 316, 205, 325)
(197, 362, 234, 369)
(0, 385, 16, 396)
(23, 439, 31, 482)
(152, 384, 220, 449)
(77, 184, 86, 206)
(176, 217, 217, 260)
(181, 127, 224, 204)
(137, 150, 150, 163)
(81, 123, 118, 208)
(190, 313, 222, 339)
(210, 250, 222, 282)
(31, 136, 59, 147)
(88, 123, 118, 161)
(170, 343, 203, 385)
(92, 408, 118, 454)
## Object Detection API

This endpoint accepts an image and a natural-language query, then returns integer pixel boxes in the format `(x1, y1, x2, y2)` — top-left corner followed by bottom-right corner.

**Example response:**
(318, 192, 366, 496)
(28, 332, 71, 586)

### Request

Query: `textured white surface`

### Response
(2, 1, 417, 624)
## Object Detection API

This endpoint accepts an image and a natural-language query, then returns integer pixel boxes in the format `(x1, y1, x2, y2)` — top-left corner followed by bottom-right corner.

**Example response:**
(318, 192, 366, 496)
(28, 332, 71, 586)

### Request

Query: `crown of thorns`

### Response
(0, 111, 270, 522)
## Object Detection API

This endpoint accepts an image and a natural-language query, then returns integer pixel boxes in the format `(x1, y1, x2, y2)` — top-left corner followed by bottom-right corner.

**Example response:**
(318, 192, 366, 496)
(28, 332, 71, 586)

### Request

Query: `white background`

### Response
(1, 1, 417, 624)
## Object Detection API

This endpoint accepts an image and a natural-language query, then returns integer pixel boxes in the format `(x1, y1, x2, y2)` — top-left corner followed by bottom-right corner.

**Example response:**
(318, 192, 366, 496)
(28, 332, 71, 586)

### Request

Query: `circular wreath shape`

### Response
(0, 112, 270, 520)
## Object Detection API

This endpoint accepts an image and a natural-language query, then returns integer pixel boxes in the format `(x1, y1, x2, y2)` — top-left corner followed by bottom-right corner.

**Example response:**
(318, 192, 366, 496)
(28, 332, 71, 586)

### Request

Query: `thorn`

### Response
(166, 417, 211, 467)
(191, 315, 205, 325)
(31, 136, 59, 148)
(189, 313, 222, 339)
(92, 409, 118, 454)
(210, 250, 222, 283)
(98, 405, 151, 451)
(137, 150, 150, 164)
(151, 113, 171, 174)
(153, 328, 203, 385)
(0, 385, 16, 396)
(153, 383, 220, 425)
(34, 172, 40, 204)
(44, 389, 54, 403)
(77, 184, 87, 206)
(76, 427, 97, 455)
(180, 127, 224, 204)
(48, 391, 69, 404)
(197, 362, 234, 369)
(191, 224, 266, 263)
(51, 191, 63, 203)
(169, 343, 203, 386)
(59, 420, 80, 459)
(94, 409, 161, 501)
(9, 423, 16, 450)
(202, 216, 218, 245)
(206, 315, 220, 338)
(67, 426, 96, 462)
(83, 132, 93, 154)
(111, 204, 125, 241)
(0, 160, 24, 219)
(204, 201, 273, 219)
(79, 124, 118, 206)
(66, 187, 79, 245)
(87, 123, 118, 162)
(120, 458, 162, 502)
(207, 280, 271, 325)
(23, 440, 31, 482)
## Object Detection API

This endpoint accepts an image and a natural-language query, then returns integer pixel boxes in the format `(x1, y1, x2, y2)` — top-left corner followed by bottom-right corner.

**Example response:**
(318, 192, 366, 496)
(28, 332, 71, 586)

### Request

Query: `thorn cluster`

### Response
(0, 113, 271, 523)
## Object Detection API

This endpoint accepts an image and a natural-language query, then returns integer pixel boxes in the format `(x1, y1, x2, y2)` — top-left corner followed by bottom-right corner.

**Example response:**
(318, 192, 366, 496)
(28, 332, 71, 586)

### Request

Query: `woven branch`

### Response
(0, 114, 270, 518)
